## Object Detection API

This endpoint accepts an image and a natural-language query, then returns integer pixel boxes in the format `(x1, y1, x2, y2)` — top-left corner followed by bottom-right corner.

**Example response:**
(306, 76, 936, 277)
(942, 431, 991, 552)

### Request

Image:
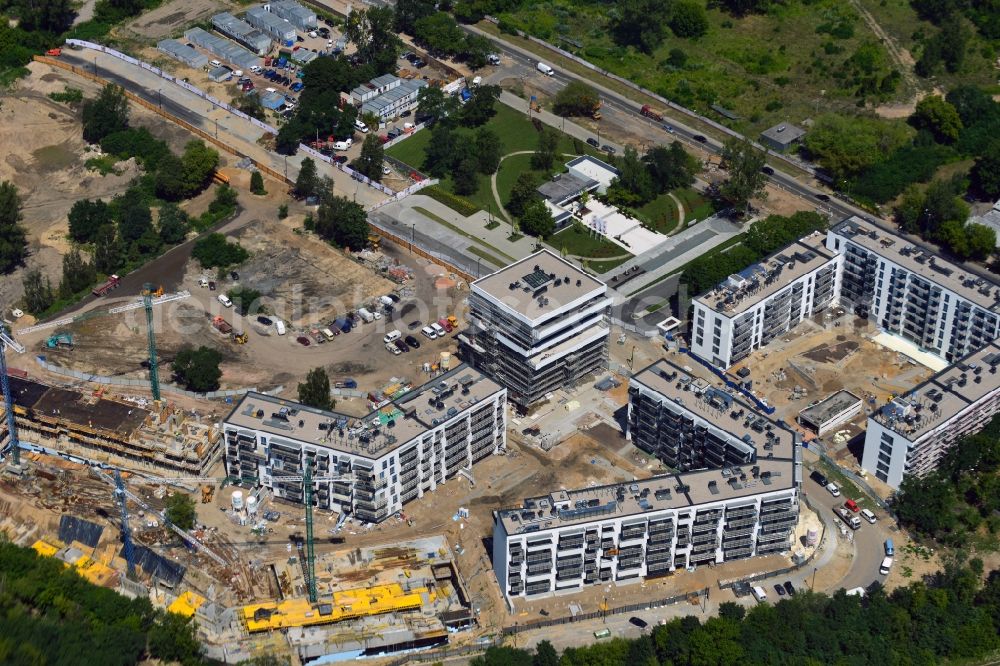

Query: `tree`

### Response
(461, 84, 501, 128)
(552, 81, 602, 118)
(971, 144, 1000, 198)
(670, 0, 709, 38)
(533, 640, 558, 666)
(424, 123, 458, 177)
(315, 193, 370, 250)
(81, 84, 129, 144)
(250, 170, 266, 195)
(412, 12, 465, 55)
(22, 0, 75, 32)
(157, 202, 188, 245)
(475, 127, 503, 174)
(67, 199, 110, 244)
(115, 187, 153, 246)
(192, 233, 248, 269)
(518, 198, 555, 239)
(232, 90, 265, 120)
(923, 177, 969, 238)
(452, 155, 481, 195)
(911, 95, 963, 143)
(395, 0, 437, 33)
(59, 248, 96, 297)
(147, 611, 200, 663)
(608, 145, 656, 206)
(644, 142, 698, 193)
(164, 492, 196, 530)
(351, 134, 385, 181)
(0, 181, 28, 273)
(719, 137, 768, 213)
(894, 185, 925, 234)
(22, 268, 54, 314)
(227, 286, 263, 316)
(154, 153, 187, 201)
(275, 120, 303, 156)
(965, 223, 996, 261)
(507, 172, 540, 218)
(532, 128, 559, 170)
(345, 6, 401, 72)
(719, 0, 771, 16)
(803, 113, 912, 180)
(180, 140, 219, 197)
(462, 34, 493, 69)
(93, 224, 122, 274)
(610, 0, 671, 52)
(416, 86, 459, 123)
(172, 345, 223, 392)
(295, 157, 320, 199)
(298, 367, 332, 410)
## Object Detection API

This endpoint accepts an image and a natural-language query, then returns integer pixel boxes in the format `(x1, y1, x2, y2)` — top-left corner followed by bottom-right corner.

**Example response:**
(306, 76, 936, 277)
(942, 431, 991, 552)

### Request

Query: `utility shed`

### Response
(268, 0, 317, 31)
(798, 390, 863, 436)
(211, 12, 272, 56)
(208, 66, 233, 82)
(245, 6, 296, 45)
(184, 27, 263, 71)
(157, 39, 208, 68)
(760, 123, 806, 152)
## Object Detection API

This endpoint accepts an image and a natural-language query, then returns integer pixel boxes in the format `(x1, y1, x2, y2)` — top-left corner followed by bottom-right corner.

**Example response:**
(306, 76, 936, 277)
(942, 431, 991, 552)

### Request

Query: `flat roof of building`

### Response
(472, 249, 606, 322)
(2, 375, 148, 438)
(695, 231, 835, 316)
(631, 359, 798, 462)
(799, 390, 862, 427)
(497, 459, 796, 534)
(872, 340, 1000, 441)
(760, 123, 806, 144)
(565, 155, 619, 184)
(537, 172, 597, 204)
(224, 364, 503, 458)
(832, 217, 1000, 311)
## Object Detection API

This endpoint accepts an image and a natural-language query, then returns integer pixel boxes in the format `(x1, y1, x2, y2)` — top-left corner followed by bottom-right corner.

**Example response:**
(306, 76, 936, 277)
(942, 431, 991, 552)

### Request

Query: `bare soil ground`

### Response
(121, 0, 230, 41)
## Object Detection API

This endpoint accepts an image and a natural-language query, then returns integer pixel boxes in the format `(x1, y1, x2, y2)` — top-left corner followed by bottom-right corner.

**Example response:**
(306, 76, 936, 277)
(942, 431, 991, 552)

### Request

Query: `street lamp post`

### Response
(812, 567, 818, 591)
(409, 223, 415, 255)
(476, 256, 482, 278)
(157, 89, 162, 109)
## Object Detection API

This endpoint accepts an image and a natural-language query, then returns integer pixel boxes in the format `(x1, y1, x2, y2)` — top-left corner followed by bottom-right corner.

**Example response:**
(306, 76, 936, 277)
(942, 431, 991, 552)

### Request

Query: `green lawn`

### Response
(636, 194, 681, 235)
(547, 223, 631, 265)
(675, 188, 717, 225)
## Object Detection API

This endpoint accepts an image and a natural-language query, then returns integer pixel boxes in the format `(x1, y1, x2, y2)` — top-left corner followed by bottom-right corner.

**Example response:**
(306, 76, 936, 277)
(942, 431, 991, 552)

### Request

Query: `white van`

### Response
(421, 326, 437, 340)
(383, 329, 402, 344)
(385, 342, 401, 355)
(354, 119, 369, 133)
(218, 294, 233, 308)
(321, 327, 336, 341)
(751, 586, 767, 603)
(333, 139, 352, 151)
(860, 509, 877, 524)
(209, 59, 222, 68)
(430, 322, 446, 337)
(537, 62, 554, 76)
(275, 320, 286, 335)
(879, 557, 893, 575)
(472, 75, 482, 87)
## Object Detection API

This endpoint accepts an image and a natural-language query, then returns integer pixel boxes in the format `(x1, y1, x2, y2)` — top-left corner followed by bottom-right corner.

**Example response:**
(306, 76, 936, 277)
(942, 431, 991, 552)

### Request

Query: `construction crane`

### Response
(0, 324, 26, 466)
(17, 289, 190, 400)
(110, 467, 349, 597)
(114, 469, 137, 579)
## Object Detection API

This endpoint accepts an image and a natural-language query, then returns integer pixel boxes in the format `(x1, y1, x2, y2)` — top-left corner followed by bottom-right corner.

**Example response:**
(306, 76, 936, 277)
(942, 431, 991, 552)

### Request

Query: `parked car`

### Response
(774, 583, 785, 596)
(296, 35, 304, 42)
(408, 320, 422, 329)
(810, 470, 828, 486)
(296, 336, 311, 346)
(400, 109, 412, 117)
(762, 165, 775, 175)
(208, 281, 216, 290)
(257, 316, 273, 326)
(388, 294, 400, 302)
(333, 155, 348, 164)
(404, 335, 420, 349)
(382, 164, 391, 175)
(860, 509, 877, 524)
(601, 144, 616, 154)
(826, 482, 841, 497)
(394, 339, 409, 353)
(291, 82, 304, 92)
(421, 326, 437, 339)
(414, 59, 427, 68)
(230, 271, 239, 280)
(783, 581, 796, 596)
(845, 499, 860, 513)
(586, 137, 599, 147)
(628, 617, 648, 629)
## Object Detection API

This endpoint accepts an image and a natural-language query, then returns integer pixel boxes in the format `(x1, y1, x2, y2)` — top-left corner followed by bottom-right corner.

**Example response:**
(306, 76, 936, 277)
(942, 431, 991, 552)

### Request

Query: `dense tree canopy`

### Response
(298, 367, 333, 410)
(910, 95, 963, 143)
(719, 136, 768, 213)
(315, 191, 370, 251)
(552, 82, 602, 118)
(191, 233, 248, 269)
(0, 180, 28, 273)
(803, 113, 912, 181)
(172, 345, 223, 392)
(82, 84, 129, 144)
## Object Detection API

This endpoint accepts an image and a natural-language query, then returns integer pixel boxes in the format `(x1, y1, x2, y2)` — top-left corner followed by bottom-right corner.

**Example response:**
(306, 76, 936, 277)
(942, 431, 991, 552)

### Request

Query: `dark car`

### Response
(783, 581, 796, 596)
(333, 155, 348, 164)
(774, 583, 785, 596)
(628, 617, 648, 629)
(208, 281, 216, 291)
(296, 35, 304, 42)
(601, 144, 616, 154)
(816, 193, 831, 201)
(384, 304, 394, 314)
(388, 293, 400, 303)
(663, 123, 675, 133)
(296, 336, 311, 346)
(230, 271, 239, 280)
(400, 109, 412, 117)
(393, 339, 409, 353)
(414, 59, 427, 68)
(408, 320, 422, 329)
(257, 316, 273, 326)
(404, 335, 420, 349)
(693, 134, 708, 143)
(810, 470, 828, 486)
(761, 165, 774, 175)
(586, 137, 599, 147)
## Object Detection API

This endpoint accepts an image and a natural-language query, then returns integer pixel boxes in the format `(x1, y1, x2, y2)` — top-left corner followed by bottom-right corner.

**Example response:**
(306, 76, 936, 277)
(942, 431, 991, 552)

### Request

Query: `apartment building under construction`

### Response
(0, 374, 222, 474)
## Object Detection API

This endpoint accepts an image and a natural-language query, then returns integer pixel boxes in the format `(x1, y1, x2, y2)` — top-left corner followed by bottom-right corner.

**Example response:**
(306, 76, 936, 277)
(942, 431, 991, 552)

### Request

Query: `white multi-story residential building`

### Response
(459, 250, 611, 410)
(223, 365, 506, 523)
(492, 359, 801, 601)
(828, 217, 1000, 363)
(690, 231, 839, 369)
(864, 341, 1000, 488)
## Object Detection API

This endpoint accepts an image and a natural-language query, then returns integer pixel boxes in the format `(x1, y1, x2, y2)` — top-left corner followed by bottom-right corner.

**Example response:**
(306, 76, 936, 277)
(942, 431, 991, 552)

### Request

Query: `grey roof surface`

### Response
(269, 0, 316, 27)
(696, 231, 836, 315)
(157, 39, 209, 67)
(245, 6, 296, 38)
(798, 390, 862, 427)
(760, 123, 806, 145)
(225, 363, 503, 458)
(832, 217, 1000, 311)
(969, 208, 1000, 247)
(872, 340, 1000, 441)
(472, 249, 606, 322)
(536, 172, 597, 204)
(183, 27, 262, 70)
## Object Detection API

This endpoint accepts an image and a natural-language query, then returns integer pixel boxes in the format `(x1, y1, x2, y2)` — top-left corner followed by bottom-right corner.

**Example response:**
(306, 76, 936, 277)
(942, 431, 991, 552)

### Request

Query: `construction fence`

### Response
(34, 356, 259, 400)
